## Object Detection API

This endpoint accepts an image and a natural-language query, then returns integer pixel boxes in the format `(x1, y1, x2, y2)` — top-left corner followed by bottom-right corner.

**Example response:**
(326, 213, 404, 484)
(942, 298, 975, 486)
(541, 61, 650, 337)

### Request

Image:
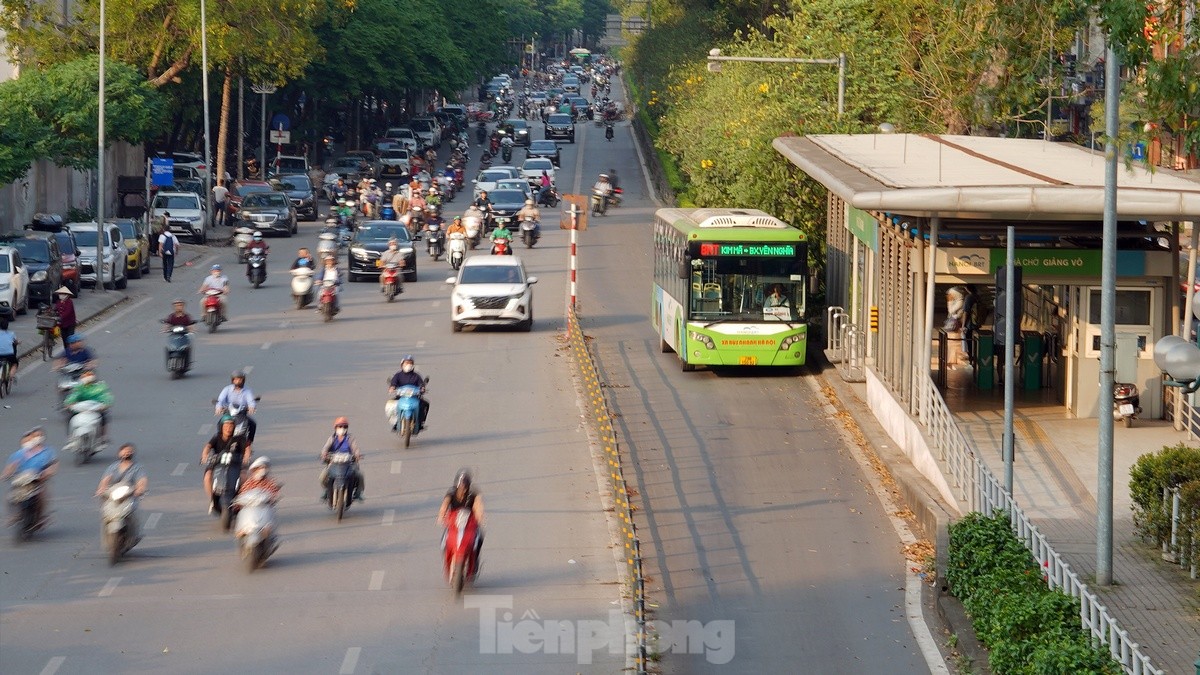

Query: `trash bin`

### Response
(974, 330, 994, 390)
(1021, 331, 1043, 390)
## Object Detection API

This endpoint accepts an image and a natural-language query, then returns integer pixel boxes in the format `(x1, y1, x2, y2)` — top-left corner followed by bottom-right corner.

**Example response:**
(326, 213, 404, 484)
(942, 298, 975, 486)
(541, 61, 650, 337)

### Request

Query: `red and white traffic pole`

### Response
(569, 203, 579, 312)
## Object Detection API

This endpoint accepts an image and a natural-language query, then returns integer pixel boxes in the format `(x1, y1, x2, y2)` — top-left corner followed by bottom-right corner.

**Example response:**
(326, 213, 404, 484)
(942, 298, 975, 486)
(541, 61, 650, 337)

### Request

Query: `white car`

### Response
(473, 167, 521, 200)
(151, 191, 208, 244)
(384, 128, 420, 153)
(520, 158, 557, 187)
(446, 256, 537, 332)
(379, 148, 412, 179)
(0, 246, 31, 315)
(408, 117, 442, 150)
(494, 179, 533, 200)
(66, 222, 128, 289)
(157, 151, 210, 181)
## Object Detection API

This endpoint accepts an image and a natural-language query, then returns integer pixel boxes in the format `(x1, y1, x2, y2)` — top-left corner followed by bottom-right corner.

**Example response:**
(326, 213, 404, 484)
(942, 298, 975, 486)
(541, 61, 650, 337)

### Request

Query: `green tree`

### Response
(581, 0, 612, 45)
(0, 79, 55, 184)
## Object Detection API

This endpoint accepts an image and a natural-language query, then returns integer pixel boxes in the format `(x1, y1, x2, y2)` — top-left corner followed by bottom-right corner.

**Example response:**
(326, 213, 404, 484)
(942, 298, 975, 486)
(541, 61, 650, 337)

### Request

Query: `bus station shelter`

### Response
(773, 133, 1200, 424)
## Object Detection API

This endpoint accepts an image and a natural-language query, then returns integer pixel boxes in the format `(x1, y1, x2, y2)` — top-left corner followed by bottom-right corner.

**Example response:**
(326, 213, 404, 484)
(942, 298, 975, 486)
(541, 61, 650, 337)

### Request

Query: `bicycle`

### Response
(36, 307, 58, 361)
(0, 352, 15, 398)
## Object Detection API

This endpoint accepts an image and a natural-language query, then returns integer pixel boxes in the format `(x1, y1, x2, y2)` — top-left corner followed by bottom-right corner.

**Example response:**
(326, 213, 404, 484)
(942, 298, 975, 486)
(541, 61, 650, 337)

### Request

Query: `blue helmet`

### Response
(66, 334, 84, 345)
(211, 264, 222, 271)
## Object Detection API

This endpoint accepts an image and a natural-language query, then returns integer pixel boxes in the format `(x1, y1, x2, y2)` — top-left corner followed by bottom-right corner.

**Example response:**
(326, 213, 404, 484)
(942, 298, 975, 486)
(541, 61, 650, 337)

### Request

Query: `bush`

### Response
(947, 512, 1120, 675)
(1129, 443, 1200, 545)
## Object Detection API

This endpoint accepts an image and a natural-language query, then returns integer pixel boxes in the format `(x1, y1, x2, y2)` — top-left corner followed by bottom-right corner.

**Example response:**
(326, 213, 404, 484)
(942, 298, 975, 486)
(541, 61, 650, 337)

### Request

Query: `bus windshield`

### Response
(688, 257, 805, 322)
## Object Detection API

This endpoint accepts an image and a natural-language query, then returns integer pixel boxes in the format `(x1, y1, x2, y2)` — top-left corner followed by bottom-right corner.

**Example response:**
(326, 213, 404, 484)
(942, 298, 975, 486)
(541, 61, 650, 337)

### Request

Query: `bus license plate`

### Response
(739, 356, 758, 366)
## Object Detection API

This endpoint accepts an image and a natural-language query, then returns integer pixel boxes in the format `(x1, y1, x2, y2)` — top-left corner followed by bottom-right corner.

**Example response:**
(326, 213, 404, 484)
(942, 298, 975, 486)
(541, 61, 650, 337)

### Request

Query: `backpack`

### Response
(160, 233, 176, 255)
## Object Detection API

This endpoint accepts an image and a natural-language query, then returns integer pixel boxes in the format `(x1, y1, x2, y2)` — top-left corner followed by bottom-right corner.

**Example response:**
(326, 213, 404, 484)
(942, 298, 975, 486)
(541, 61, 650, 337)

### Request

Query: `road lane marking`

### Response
(261, 342, 272, 350)
(98, 577, 122, 597)
(431, 300, 441, 307)
(39, 656, 65, 675)
(369, 570, 385, 591)
(390, 461, 403, 474)
(382, 509, 395, 526)
(243, 365, 254, 374)
(415, 341, 426, 349)
(423, 320, 432, 328)
(339, 647, 361, 674)
(198, 423, 212, 436)
(145, 513, 163, 530)
(171, 463, 189, 476)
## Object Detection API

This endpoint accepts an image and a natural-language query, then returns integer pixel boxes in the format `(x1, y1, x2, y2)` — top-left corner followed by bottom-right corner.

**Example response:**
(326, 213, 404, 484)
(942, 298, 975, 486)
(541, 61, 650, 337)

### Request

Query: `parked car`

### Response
(150, 191, 207, 244)
(236, 191, 297, 236)
(501, 119, 531, 147)
(156, 151, 210, 181)
(171, 178, 205, 200)
(348, 221, 417, 282)
(269, 154, 309, 177)
(446, 255, 537, 332)
(113, 218, 151, 279)
(0, 233, 62, 305)
(408, 117, 442, 150)
(520, 158, 557, 187)
(50, 230, 81, 295)
(273, 174, 318, 221)
(344, 151, 382, 179)
(545, 114, 575, 143)
(67, 221, 128, 289)
(225, 180, 273, 221)
(0, 246, 30, 316)
(526, 139, 561, 167)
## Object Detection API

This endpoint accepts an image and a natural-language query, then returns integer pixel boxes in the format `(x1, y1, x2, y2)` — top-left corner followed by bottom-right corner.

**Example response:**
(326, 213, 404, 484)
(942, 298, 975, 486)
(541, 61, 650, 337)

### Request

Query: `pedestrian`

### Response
(52, 286, 76, 343)
(158, 224, 181, 282)
(212, 183, 228, 227)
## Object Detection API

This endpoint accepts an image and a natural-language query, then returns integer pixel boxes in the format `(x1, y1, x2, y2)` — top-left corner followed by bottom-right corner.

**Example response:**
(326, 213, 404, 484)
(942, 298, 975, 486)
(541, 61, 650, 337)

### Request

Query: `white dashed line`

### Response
(382, 509, 395, 526)
(145, 513, 163, 530)
(431, 300, 441, 307)
(261, 342, 272, 350)
(198, 423, 212, 436)
(171, 463, 188, 476)
(415, 340, 426, 349)
(423, 320, 432, 328)
(243, 365, 254, 374)
(39, 656, 65, 675)
(369, 570, 385, 591)
(390, 461, 403, 475)
(98, 577, 122, 597)
(339, 647, 361, 674)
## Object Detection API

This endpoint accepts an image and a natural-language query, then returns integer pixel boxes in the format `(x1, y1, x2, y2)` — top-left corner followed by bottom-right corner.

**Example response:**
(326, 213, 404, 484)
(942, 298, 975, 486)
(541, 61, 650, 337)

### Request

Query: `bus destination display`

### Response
(698, 242, 796, 257)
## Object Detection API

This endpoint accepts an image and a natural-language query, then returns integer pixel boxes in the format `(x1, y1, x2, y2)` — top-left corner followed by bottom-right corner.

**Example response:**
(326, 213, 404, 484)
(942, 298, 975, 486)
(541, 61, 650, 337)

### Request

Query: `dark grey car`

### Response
(275, 175, 318, 221)
(237, 191, 297, 236)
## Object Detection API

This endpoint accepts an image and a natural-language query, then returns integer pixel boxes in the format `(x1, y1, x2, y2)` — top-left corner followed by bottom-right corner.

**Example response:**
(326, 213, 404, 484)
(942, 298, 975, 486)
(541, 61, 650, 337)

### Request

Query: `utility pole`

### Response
(96, 0, 106, 291)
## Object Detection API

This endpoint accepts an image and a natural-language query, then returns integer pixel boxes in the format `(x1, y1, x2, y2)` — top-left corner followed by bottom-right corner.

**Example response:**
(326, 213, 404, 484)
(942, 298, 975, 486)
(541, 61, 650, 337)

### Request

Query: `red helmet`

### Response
(334, 416, 349, 427)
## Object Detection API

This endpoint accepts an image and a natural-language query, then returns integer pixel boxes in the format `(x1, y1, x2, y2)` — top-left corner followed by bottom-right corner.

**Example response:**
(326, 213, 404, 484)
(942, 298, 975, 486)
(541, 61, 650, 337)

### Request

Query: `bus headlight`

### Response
(688, 330, 715, 349)
(779, 334, 803, 351)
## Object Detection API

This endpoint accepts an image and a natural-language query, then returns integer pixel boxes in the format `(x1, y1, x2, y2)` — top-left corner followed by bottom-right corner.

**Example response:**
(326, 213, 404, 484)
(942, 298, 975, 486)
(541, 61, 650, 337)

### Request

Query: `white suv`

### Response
(66, 222, 128, 289)
(408, 117, 442, 150)
(0, 246, 31, 315)
(384, 128, 419, 153)
(151, 191, 207, 243)
(446, 256, 537, 332)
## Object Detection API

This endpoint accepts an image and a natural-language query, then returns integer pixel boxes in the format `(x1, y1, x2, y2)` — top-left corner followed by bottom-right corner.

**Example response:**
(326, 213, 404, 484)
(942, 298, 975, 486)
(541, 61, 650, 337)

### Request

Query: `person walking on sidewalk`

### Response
(212, 183, 228, 227)
(158, 226, 181, 282)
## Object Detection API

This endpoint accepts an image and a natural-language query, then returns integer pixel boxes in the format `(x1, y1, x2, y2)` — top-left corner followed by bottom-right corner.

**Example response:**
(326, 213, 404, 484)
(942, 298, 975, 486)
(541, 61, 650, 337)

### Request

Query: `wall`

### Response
(0, 143, 144, 233)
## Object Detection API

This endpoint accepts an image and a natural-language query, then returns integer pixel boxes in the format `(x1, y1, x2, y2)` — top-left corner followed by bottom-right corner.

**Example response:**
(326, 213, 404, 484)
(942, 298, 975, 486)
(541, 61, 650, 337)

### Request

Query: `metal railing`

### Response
(826, 306, 846, 361)
(566, 307, 648, 674)
(838, 322, 865, 382)
(915, 372, 1163, 675)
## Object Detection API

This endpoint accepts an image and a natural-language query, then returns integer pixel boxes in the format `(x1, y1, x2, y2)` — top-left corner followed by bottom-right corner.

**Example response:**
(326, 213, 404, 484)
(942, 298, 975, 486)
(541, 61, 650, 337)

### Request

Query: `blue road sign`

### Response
(151, 158, 174, 186)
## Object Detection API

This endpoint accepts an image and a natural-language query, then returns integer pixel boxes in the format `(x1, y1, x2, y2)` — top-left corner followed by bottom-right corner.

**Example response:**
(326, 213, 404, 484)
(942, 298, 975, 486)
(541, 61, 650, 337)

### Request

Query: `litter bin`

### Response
(974, 330, 994, 390)
(1021, 331, 1043, 391)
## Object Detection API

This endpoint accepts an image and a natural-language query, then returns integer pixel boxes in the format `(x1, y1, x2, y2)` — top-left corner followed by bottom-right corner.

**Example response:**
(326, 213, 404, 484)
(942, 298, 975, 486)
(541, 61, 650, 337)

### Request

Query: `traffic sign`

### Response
(269, 130, 291, 144)
(560, 195, 588, 230)
(150, 158, 174, 186)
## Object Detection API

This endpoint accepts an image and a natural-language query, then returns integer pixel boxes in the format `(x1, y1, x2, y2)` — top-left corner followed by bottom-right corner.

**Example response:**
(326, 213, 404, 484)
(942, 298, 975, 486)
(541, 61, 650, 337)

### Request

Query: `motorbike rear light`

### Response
(1115, 384, 1135, 397)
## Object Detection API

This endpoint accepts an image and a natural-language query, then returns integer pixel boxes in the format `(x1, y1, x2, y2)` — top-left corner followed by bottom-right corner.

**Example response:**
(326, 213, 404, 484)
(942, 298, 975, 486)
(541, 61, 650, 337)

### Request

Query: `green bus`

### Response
(652, 208, 808, 371)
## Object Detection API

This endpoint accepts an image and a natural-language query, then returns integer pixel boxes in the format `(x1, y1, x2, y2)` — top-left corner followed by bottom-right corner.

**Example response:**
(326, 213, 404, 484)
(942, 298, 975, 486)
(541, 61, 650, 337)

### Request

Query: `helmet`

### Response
(219, 415, 235, 426)
(401, 354, 414, 364)
(231, 370, 246, 383)
(252, 231, 263, 240)
(172, 298, 185, 305)
(347, 199, 357, 206)
(66, 334, 84, 345)
(525, 199, 533, 206)
(454, 469, 472, 491)
(211, 264, 222, 271)
(428, 187, 437, 194)
(385, 182, 392, 189)
(249, 456, 270, 471)
(334, 416, 349, 427)
(453, 216, 462, 223)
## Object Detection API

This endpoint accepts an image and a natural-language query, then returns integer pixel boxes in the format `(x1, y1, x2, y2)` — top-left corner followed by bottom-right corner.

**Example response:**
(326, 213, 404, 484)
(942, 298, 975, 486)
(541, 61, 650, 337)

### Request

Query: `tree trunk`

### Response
(216, 65, 233, 186)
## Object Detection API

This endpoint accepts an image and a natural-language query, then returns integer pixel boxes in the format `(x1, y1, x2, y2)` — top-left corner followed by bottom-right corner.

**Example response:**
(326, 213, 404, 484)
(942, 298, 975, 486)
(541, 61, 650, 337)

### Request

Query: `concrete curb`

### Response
(811, 355, 991, 673)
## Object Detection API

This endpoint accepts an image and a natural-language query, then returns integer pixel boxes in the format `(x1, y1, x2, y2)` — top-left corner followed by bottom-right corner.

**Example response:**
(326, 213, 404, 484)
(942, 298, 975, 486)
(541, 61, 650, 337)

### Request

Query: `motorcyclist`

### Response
(248, 231, 269, 255)
(161, 299, 195, 367)
(500, 134, 514, 161)
(239, 456, 282, 501)
(592, 174, 613, 213)
(319, 417, 365, 502)
(387, 355, 429, 432)
(436, 469, 485, 573)
(64, 367, 113, 445)
(446, 216, 468, 239)
(472, 190, 492, 212)
(608, 168, 620, 193)
(215, 370, 258, 444)
(330, 178, 348, 201)
(605, 121, 614, 141)
(290, 247, 316, 270)
(95, 442, 147, 543)
(476, 121, 488, 145)
(55, 333, 96, 371)
(198, 264, 230, 323)
(410, 189, 427, 212)
(516, 199, 541, 238)
(426, 186, 442, 210)
(0, 319, 16, 373)
(3, 427, 58, 526)
(490, 219, 514, 254)
(319, 255, 343, 314)
(200, 415, 252, 515)
(378, 239, 407, 293)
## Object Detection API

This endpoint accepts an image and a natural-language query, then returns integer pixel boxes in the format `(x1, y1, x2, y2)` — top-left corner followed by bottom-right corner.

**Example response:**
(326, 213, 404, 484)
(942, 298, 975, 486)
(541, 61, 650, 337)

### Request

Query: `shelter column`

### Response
(921, 216, 940, 425)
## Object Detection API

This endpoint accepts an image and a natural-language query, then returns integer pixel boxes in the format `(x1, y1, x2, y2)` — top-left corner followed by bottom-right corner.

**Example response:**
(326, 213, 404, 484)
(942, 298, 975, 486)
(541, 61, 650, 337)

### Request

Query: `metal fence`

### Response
(915, 372, 1163, 675)
(566, 308, 648, 674)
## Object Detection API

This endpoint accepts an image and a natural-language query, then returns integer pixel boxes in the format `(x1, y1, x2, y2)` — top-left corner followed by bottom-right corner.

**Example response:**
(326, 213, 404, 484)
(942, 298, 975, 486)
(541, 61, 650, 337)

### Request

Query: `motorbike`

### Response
(448, 232, 467, 270)
(591, 190, 608, 216)
(387, 381, 427, 448)
(206, 451, 240, 531)
(453, 167, 465, 190)
(380, 205, 397, 221)
(538, 187, 560, 208)
(291, 267, 315, 309)
(325, 453, 357, 521)
(1114, 382, 1142, 428)
(9, 471, 46, 543)
(501, 142, 513, 164)
(476, 124, 488, 145)
(65, 399, 106, 465)
(491, 236, 512, 256)
(317, 230, 339, 259)
(234, 227, 255, 264)
(247, 245, 267, 288)
(438, 175, 456, 201)
(163, 322, 192, 379)
(426, 222, 445, 260)
(463, 214, 483, 249)
(443, 506, 481, 594)
(319, 279, 338, 322)
(100, 482, 139, 565)
(479, 152, 493, 169)
(605, 123, 614, 141)
(57, 362, 85, 409)
(215, 398, 259, 439)
(202, 289, 224, 332)
(520, 217, 540, 248)
(234, 488, 279, 571)
(405, 208, 425, 239)
(381, 262, 403, 302)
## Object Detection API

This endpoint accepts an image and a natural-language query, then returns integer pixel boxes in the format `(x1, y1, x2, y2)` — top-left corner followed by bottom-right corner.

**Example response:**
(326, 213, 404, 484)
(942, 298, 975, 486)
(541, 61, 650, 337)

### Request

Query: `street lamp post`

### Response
(250, 82, 277, 178)
(200, 0, 213, 239)
(96, 0, 106, 292)
(707, 48, 846, 119)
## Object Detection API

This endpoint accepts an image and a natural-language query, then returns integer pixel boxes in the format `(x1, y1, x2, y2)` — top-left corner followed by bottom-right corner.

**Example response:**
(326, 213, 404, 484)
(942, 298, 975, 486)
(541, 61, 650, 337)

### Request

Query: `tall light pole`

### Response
(96, 0, 106, 291)
(251, 82, 277, 177)
(707, 48, 846, 119)
(1097, 46, 1121, 587)
(200, 0, 213, 236)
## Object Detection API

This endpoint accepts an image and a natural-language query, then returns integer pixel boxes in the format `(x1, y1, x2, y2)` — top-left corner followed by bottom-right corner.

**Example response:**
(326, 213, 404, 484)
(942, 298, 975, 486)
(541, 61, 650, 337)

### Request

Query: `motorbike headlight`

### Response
(31, 270, 47, 282)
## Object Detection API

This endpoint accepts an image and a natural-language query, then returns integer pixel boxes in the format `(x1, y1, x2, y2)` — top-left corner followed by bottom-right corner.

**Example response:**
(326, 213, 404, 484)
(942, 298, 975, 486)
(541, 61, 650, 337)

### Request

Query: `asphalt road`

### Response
(574, 81, 938, 673)
(0, 123, 624, 673)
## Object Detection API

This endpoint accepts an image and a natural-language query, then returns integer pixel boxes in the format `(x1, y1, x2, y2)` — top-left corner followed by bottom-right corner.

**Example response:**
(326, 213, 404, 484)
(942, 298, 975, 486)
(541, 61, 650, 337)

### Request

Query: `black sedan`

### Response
(348, 221, 417, 282)
(274, 175, 318, 221)
(487, 189, 529, 230)
(236, 191, 297, 236)
(526, 140, 561, 167)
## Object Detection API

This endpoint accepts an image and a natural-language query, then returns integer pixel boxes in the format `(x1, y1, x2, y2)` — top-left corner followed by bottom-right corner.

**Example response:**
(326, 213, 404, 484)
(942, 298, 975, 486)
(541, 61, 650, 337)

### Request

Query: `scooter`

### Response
(462, 214, 483, 249)
(9, 471, 46, 543)
(215, 398, 260, 439)
(501, 142, 514, 163)
(448, 232, 466, 270)
(381, 262, 403, 302)
(234, 227, 255, 263)
(605, 123, 614, 141)
(163, 323, 192, 379)
(325, 453, 356, 521)
(443, 506, 481, 594)
(319, 279, 338, 322)
(64, 399, 106, 465)
(438, 175, 456, 201)
(291, 267, 315, 309)
(520, 217, 540, 248)
(591, 191, 608, 216)
(57, 362, 84, 410)
(1114, 382, 1142, 428)
(234, 488, 278, 571)
(426, 222, 445, 260)
(386, 380, 427, 448)
(491, 237, 511, 256)
(206, 452, 240, 531)
(317, 230, 339, 259)
(100, 482, 139, 565)
(203, 289, 224, 333)
(380, 205, 396, 221)
(538, 187, 560, 208)
(246, 245, 267, 288)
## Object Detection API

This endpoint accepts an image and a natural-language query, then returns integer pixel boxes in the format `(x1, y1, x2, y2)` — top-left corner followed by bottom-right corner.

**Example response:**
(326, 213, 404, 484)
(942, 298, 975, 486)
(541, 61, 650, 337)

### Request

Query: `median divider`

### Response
(566, 306, 648, 675)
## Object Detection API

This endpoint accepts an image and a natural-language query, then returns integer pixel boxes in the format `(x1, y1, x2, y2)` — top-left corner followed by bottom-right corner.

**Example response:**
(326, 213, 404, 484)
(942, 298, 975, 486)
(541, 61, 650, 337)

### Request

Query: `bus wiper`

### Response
(703, 318, 736, 328)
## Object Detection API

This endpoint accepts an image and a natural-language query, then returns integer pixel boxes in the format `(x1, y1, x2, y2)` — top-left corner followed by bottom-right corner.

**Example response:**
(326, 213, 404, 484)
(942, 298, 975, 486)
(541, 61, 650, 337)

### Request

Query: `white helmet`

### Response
(385, 182, 392, 189)
(525, 199, 534, 206)
(250, 456, 270, 471)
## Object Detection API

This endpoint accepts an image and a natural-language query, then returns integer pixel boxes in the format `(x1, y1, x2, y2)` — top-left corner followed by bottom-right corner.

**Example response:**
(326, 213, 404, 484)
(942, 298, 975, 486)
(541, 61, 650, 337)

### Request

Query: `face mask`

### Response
(388, 245, 397, 251)
(402, 364, 414, 373)
(81, 376, 95, 385)
(22, 439, 38, 451)
(335, 427, 347, 436)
